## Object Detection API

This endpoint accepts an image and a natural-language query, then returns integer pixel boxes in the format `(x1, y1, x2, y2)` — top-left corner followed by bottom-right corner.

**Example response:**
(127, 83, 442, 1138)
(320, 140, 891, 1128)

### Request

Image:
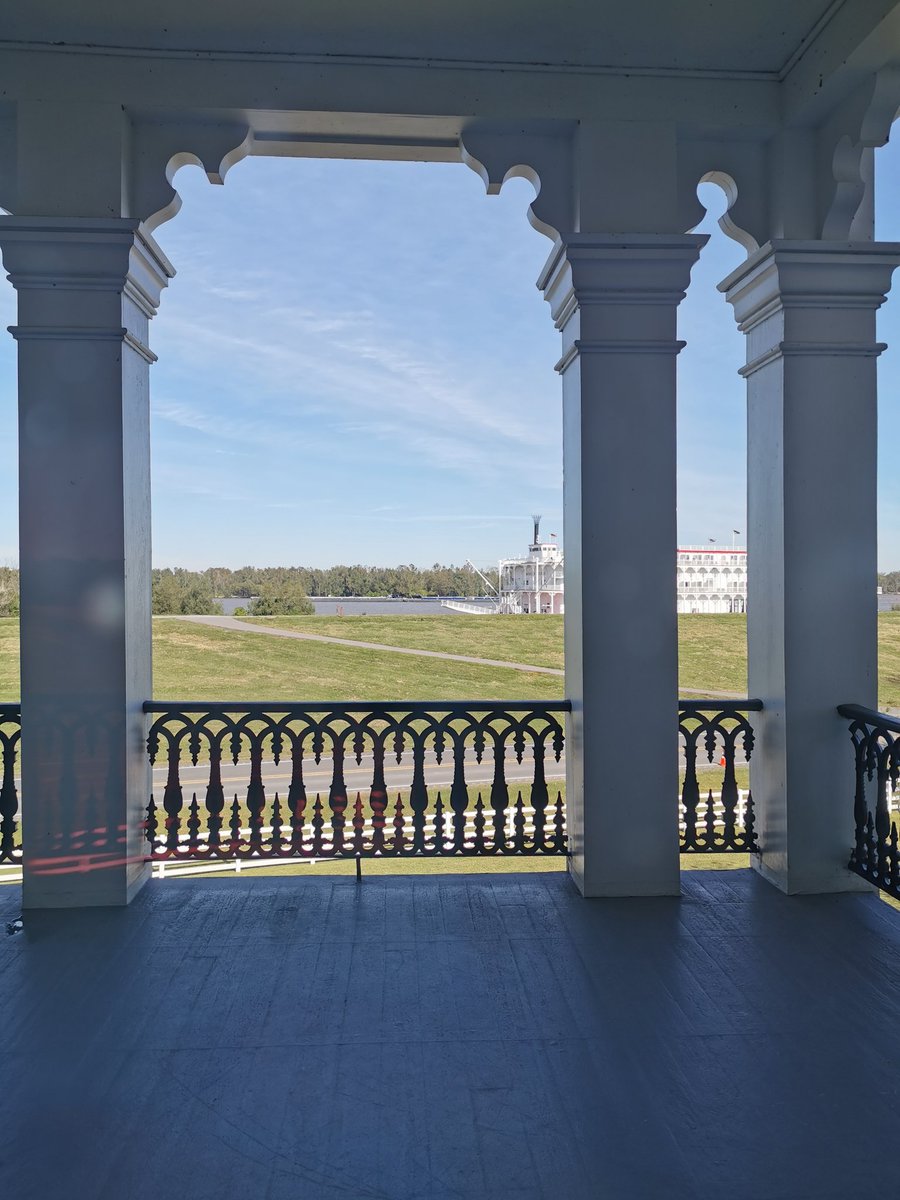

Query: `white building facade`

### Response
(676, 547, 747, 614)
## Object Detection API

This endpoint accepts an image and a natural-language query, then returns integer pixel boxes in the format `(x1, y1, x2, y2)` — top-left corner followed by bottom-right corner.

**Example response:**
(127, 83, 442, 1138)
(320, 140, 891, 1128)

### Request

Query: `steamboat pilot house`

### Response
(499, 516, 564, 614)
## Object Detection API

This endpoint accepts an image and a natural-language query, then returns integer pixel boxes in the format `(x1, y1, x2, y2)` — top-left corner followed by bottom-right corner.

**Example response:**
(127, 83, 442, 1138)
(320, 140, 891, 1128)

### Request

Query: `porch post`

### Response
(539, 233, 705, 896)
(721, 241, 900, 893)
(0, 217, 173, 907)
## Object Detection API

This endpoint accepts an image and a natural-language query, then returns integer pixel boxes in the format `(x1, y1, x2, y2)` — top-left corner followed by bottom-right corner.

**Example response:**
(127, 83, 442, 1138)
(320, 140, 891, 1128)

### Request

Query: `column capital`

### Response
(538, 233, 708, 331)
(0, 216, 174, 314)
(0, 217, 174, 363)
(719, 240, 900, 333)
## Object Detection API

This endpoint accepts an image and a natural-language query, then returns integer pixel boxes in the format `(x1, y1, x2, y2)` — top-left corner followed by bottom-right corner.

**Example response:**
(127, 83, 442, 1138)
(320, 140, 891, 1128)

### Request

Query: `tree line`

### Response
(156, 563, 498, 615)
(0, 563, 499, 618)
(204, 563, 498, 600)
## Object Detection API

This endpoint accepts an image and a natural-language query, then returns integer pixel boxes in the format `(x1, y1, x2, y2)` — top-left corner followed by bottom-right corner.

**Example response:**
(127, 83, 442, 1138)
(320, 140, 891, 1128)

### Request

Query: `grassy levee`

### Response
(242, 611, 754, 694)
(151, 619, 564, 702)
(3, 612, 900, 702)
(242, 612, 565, 669)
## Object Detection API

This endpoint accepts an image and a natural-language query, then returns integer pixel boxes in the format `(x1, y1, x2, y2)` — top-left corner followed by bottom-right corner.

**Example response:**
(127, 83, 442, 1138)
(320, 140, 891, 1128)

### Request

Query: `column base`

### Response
(22, 860, 150, 910)
(567, 858, 681, 898)
(751, 853, 874, 896)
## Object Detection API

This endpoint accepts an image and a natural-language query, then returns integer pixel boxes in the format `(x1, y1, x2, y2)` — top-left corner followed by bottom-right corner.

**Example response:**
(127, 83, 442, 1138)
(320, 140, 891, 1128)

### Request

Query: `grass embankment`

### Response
(243, 612, 565, 669)
(151, 619, 563, 702)
(4, 612, 900, 704)
(0, 612, 890, 702)
(243, 611, 754, 694)
(245, 612, 754, 694)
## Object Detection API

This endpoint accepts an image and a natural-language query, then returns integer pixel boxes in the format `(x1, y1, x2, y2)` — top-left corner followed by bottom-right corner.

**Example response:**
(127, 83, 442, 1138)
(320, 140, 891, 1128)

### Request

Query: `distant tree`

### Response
(0, 567, 19, 618)
(152, 568, 222, 615)
(248, 580, 315, 616)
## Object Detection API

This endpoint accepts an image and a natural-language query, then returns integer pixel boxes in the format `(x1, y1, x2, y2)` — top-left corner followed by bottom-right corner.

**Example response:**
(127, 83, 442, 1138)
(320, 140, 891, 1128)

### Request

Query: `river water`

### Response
(216, 596, 497, 617)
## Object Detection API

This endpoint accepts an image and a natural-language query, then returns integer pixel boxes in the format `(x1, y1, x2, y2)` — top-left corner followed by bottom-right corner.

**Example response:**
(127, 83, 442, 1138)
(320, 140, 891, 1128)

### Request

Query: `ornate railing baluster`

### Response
(513, 791, 526, 852)
(681, 730, 700, 850)
(271, 793, 284, 855)
(553, 790, 565, 853)
(704, 789, 716, 847)
(143, 701, 569, 864)
(530, 739, 549, 854)
(433, 793, 445, 854)
(449, 728, 469, 854)
(352, 793, 365, 856)
(206, 739, 225, 854)
(744, 790, 756, 849)
(245, 731, 266, 855)
(163, 741, 184, 854)
(145, 796, 159, 855)
(311, 794, 325, 856)
(850, 727, 868, 874)
(839, 704, 900, 899)
(875, 742, 892, 889)
(678, 701, 762, 854)
(369, 735, 388, 855)
(409, 734, 429, 854)
(489, 737, 508, 853)
(0, 705, 21, 863)
(187, 794, 201, 855)
(720, 728, 739, 848)
(473, 792, 486, 853)
(328, 734, 348, 855)
(229, 795, 242, 855)
(288, 740, 307, 856)
(392, 794, 405, 853)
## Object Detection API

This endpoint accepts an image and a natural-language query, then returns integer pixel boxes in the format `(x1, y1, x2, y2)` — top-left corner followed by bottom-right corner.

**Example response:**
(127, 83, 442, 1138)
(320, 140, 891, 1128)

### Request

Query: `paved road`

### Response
(174, 615, 742, 696)
(157, 754, 565, 794)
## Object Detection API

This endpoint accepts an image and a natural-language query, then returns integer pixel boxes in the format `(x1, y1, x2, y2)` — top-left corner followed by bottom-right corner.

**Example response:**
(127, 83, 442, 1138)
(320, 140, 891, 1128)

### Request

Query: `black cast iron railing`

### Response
(143, 698, 760, 864)
(837, 703, 900, 897)
(679, 700, 761, 853)
(0, 702, 21, 863)
(144, 701, 570, 861)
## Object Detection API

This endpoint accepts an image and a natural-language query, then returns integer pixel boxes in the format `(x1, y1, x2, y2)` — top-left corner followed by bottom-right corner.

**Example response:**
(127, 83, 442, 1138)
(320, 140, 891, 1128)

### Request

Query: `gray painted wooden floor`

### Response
(2, 870, 900, 1199)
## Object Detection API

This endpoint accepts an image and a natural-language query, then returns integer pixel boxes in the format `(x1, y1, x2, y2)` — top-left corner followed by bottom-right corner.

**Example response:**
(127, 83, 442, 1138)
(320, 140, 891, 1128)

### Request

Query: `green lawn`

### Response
(244, 611, 755, 694)
(2, 611, 900, 706)
(244, 612, 565, 668)
(151, 619, 564, 702)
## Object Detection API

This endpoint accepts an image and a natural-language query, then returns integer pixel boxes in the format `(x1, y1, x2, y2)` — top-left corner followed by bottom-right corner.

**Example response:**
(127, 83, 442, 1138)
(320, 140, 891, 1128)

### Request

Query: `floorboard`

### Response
(2, 871, 900, 1199)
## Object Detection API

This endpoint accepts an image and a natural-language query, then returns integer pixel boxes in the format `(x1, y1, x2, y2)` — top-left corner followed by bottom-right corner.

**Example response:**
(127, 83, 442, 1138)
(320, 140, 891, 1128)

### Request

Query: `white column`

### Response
(0, 217, 173, 907)
(721, 241, 900, 893)
(539, 233, 705, 896)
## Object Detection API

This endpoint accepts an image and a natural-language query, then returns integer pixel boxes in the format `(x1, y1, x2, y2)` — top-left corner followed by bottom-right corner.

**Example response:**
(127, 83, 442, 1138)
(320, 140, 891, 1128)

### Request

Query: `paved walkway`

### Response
(175, 615, 741, 697)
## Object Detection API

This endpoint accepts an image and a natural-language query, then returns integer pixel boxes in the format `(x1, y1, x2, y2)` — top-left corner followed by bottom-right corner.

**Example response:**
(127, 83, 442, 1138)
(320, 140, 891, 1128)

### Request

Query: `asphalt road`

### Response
(155, 753, 565, 795)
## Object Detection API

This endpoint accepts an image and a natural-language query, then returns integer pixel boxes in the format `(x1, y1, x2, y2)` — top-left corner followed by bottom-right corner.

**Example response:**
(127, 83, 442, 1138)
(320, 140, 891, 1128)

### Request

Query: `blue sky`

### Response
(1, 141, 900, 569)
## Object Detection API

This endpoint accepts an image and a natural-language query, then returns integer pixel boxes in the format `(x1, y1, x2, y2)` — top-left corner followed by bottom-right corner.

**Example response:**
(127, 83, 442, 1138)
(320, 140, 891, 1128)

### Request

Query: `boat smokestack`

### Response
(532, 513, 542, 546)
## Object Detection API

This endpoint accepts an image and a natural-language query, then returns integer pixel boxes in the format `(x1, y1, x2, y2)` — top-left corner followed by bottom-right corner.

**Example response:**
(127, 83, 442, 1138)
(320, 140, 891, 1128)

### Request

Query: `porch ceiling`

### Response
(3, 870, 900, 1199)
(1, 0, 873, 78)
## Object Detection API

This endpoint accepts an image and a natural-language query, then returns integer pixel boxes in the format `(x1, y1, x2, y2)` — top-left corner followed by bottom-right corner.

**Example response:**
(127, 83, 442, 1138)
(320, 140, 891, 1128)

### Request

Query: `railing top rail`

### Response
(680, 699, 762, 714)
(0, 702, 20, 716)
(143, 698, 760, 716)
(144, 699, 573, 715)
(837, 703, 900, 735)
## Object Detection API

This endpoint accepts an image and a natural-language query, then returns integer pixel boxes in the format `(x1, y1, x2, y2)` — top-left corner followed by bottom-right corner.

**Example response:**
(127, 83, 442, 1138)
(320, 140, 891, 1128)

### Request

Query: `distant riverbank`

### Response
(216, 595, 496, 617)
